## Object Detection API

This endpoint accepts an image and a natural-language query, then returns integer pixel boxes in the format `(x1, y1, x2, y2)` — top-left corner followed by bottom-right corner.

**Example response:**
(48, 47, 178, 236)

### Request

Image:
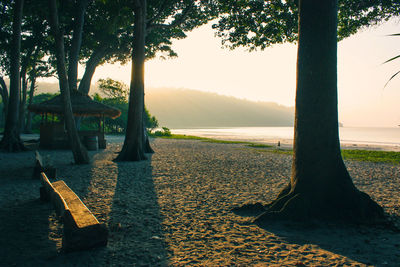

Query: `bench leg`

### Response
(62, 210, 108, 252)
(39, 186, 50, 202)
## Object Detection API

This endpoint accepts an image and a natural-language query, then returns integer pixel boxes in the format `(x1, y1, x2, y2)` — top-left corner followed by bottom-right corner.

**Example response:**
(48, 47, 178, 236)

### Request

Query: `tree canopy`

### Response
(213, 0, 400, 50)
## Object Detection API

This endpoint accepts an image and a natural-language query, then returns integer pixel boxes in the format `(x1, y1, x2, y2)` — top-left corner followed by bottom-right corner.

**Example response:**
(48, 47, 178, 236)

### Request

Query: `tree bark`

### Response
(48, 0, 89, 164)
(0, 76, 9, 128)
(0, 0, 25, 152)
(67, 0, 89, 92)
(115, 0, 147, 161)
(78, 45, 108, 95)
(25, 71, 36, 133)
(19, 49, 32, 133)
(254, 0, 384, 224)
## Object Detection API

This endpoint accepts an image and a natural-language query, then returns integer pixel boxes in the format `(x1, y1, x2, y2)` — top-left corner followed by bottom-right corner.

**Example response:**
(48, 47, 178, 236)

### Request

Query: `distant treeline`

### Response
(1, 83, 295, 131)
(0, 91, 158, 134)
(146, 88, 294, 128)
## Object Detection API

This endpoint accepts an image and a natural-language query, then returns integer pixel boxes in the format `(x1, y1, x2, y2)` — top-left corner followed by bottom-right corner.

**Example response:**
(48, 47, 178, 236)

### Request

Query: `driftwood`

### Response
(33, 151, 57, 179)
(40, 172, 108, 252)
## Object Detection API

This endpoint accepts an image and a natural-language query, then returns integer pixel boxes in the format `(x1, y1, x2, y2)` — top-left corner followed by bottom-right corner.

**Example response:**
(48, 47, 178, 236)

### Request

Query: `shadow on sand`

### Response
(1, 145, 168, 266)
(233, 206, 400, 265)
(103, 155, 168, 265)
(0, 199, 62, 265)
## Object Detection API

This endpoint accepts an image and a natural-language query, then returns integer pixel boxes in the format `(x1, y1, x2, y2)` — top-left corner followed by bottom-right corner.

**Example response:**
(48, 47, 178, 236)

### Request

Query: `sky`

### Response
(87, 19, 400, 128)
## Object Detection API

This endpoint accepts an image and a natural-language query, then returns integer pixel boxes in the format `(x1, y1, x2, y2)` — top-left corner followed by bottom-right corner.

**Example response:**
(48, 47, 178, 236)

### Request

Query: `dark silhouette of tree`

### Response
(115, 0, 217, 161)
(0, 0, 55, 134)
(48, 0, 89, 164)
(255, 0, 384, 223)
(115, 0, 148, 161)
(0, 0, 25, 152)
(215, 0, 399, 223)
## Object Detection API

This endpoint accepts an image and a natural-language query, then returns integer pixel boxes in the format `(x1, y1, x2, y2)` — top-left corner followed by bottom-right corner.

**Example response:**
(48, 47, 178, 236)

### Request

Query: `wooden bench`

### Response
(32, 151, 57, 179)
(40, 172, 108, 252)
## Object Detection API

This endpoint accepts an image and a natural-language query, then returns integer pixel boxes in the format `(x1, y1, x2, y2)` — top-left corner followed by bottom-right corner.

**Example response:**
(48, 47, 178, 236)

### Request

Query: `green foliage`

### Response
(92, 78, 158, 134)
(213, 0, 400, 50)
(97, 78, 128, 100)
(153, 127, 172, 137)
(144, 107, 159, 130)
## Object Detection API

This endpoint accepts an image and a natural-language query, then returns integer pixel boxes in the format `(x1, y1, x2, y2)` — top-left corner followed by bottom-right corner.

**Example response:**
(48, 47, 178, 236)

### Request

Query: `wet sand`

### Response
(0, 137, 399, 266)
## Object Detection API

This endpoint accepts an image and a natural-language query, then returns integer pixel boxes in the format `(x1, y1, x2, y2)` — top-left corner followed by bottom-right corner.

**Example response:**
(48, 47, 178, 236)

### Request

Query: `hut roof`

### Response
(28, 91, 121, 119)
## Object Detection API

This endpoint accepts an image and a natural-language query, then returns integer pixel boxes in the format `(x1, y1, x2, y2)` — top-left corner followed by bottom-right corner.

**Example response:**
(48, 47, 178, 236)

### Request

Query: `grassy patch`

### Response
(203, 139, 252, 145)
(156, 134, 209, 141)
(156, 134, 266, 145)
(246, 143, 273, 148)
(253, 148, 400, 163)
(251, 148, 293, 155)
(156, 134, 400, 164)
(341, 149, 400, 164)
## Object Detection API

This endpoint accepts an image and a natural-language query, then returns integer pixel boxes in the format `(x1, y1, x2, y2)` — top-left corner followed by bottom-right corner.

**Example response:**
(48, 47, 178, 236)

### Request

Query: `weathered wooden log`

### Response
(39, 173, 108, 252)
(33, 151, 57, 179)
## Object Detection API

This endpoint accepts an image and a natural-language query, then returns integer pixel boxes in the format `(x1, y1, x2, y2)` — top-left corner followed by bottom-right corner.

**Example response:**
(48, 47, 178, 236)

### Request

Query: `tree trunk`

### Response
(48, 0, 89, 164)
(254, 0, 384, 224)
(19, 47, 34, 133)
(144, 124, 154, 153)
(0, 0, 25, 152)
(0, 76, 9, 129)
(78, 45, 108, 95)
(19, 73, 27, 132)
(67, 0, 89, 92)
(25, 71, 36, 133)
(115, 0, 147, 161)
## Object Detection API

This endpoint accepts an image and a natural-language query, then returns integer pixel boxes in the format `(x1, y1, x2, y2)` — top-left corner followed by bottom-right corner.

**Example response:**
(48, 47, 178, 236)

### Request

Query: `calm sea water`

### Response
(172, 127, 400, 147)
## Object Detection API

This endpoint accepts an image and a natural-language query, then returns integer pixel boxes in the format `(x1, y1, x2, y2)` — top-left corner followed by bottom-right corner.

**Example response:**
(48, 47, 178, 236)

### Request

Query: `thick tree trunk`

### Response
(49, 0, 89, 164)
(25, 72, 36, 133)
(115, 0, 147, 161)
(254, 0, 384, 224)
(0, 0, 25, 151)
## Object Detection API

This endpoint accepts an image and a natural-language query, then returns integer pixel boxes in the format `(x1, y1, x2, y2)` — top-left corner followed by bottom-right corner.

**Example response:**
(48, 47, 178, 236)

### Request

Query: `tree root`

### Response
(253, 187, 386, 226)
(0, 134, 26, 152)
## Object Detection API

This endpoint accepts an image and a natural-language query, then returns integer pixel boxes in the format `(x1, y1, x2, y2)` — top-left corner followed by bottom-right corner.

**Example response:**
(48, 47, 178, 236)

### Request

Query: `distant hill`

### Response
(145, 88, 294, 128)
(31, 82, 294, 128)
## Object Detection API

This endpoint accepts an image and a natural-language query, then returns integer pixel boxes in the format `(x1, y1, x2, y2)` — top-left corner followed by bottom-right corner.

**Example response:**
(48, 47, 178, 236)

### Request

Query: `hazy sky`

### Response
(89, 19, 400, 127)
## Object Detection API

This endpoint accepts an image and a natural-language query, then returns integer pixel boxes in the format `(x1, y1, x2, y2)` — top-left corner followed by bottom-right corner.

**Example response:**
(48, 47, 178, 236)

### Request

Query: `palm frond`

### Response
(382, 54, 400, 64)
(384, 70, 400, 89)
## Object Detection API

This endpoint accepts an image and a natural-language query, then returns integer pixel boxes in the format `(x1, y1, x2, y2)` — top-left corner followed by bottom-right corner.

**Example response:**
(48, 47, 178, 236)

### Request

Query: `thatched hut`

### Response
(28, 91, 121, 149)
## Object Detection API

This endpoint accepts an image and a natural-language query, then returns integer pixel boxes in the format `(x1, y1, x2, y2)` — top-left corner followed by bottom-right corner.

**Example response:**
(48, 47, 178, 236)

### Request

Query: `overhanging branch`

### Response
(147, 2, 194, 31)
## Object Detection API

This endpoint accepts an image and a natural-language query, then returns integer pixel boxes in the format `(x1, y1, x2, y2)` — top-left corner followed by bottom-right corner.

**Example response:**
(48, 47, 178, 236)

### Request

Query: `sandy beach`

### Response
(0, 137, 399, 266)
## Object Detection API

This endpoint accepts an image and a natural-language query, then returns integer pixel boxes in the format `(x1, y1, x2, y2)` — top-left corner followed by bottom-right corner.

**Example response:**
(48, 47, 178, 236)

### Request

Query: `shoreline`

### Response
(19, 133, 400, 152)
(171, 127, 400, 152)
